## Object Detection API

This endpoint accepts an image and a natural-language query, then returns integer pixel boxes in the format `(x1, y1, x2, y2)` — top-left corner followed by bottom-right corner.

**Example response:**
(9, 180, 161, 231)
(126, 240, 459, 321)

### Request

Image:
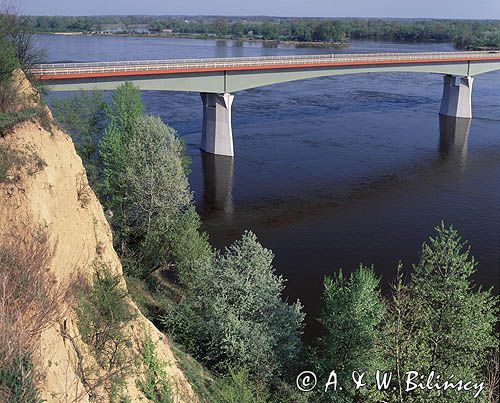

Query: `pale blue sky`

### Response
(16, 0, 500, 19)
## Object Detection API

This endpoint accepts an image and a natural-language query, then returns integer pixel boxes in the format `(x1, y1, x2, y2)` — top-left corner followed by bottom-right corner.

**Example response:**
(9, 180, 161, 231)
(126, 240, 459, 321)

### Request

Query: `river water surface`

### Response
(37, 35, 500, 338)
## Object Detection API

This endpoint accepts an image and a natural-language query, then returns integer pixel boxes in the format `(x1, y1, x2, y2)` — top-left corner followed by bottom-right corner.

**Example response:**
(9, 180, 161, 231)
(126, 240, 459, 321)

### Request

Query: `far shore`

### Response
(39, 31, 347, 48)
(37, 31, 500, 51)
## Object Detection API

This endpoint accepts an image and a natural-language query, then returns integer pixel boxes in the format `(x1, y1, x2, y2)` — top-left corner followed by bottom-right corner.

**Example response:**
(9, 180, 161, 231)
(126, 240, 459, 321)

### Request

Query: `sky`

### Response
(14, 0, 500, 19)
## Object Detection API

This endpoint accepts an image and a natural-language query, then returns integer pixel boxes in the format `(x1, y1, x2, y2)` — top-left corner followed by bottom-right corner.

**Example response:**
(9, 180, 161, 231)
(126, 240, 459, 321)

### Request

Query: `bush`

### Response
(0, 144, 23, 182)
(74, 265, 136, 399)
(208, 368, 269, 403)
(137, 332, 172, 403)
(167, 207, 213, 279)
(164, 231, 304, 383)
(0, 142, 46, 183)
(0, 353, 41, 403)
(312, 265, 386, 402)
(51, 90, 108, 186)
(373, 224, 498, 403)
(0, 225, 64, 402)
(0, 226, 63, 371)
(0, 107, 38, 133)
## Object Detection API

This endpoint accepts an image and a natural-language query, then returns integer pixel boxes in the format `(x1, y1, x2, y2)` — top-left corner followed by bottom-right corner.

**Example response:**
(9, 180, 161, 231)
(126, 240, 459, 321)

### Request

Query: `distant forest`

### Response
(29, 16, 500, 48)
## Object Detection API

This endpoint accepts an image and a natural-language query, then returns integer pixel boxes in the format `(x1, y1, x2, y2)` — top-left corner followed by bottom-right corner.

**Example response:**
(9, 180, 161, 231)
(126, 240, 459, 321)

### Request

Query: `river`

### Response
(37, 34, 500, 338)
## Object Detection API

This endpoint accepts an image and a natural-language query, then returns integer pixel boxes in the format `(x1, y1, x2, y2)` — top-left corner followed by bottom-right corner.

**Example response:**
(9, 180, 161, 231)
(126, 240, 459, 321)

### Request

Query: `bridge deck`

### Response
(32, 51, 500, 80)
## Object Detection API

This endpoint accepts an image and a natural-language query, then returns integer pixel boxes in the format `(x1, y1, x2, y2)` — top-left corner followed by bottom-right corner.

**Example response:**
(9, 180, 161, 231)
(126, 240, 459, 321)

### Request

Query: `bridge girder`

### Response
(44, 60, 500, 93)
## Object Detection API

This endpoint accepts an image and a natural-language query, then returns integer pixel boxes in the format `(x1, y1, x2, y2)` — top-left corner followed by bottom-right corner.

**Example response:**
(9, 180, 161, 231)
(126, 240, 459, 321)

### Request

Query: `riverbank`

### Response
(38, 30, 348, 48)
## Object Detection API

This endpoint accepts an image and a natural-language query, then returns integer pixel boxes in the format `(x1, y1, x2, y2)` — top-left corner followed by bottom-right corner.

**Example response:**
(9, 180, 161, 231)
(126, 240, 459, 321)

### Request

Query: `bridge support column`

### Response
(200, 93, 234, 157)
(439, 75, 474, 119)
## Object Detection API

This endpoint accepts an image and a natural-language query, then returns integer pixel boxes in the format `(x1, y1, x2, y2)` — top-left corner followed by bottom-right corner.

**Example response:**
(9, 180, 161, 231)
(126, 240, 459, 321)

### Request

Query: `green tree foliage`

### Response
(99, 82, 145, 249)
(376, 224, 498, 403)
(53, 82, 210, 281)
(137, 332, 172, 403)
(0, 353, 41, 403)
(121, 115, 192, 273)
(166, 207, 213, 277)
(74, 265, 136, 400)
(165, 231, 304, 383)
(0, 36, 17, 81)
(312, 265, 386, 402)
(51, 91, 108, 185)
(26, 15, 500, 48)
(208, 368, 269, 403)
(108, 81, 144, 137)
(0, 19, 20, 114)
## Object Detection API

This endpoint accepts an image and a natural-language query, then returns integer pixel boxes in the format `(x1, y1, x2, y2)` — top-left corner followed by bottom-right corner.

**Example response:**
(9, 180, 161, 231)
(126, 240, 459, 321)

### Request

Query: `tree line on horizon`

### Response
(26, 15, 500, 48)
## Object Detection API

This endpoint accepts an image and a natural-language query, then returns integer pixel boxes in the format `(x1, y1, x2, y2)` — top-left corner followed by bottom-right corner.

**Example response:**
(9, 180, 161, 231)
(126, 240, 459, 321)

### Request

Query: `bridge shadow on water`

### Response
(201, 151, 234, 218)
(438, 115, 472, 168)
(199, 115, 473, 229)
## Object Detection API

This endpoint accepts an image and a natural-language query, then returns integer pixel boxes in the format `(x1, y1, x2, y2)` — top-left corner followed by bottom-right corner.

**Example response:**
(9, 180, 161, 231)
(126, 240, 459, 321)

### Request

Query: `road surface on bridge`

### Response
(32, 51, 500, 80)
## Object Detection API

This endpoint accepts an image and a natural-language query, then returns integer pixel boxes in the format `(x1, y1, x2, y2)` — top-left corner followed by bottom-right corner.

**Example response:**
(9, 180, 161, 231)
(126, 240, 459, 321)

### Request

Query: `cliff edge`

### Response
(0, 74, 194, 402)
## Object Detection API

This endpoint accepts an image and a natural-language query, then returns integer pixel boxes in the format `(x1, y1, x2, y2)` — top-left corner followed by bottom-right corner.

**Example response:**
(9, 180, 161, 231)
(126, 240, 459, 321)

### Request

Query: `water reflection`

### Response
(201, 152, 234, 219)
(438, 115, 471, 167)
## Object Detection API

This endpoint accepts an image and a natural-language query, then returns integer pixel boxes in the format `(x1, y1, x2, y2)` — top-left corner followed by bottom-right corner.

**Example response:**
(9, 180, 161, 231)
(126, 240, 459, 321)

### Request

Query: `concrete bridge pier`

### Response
(439, 75, 474, 119)
(200, 93, 234, 157)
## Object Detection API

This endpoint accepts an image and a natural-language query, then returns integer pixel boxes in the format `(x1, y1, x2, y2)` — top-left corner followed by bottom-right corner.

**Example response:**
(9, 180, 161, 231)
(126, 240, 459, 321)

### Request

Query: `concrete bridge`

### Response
(32, 51, 500, 157)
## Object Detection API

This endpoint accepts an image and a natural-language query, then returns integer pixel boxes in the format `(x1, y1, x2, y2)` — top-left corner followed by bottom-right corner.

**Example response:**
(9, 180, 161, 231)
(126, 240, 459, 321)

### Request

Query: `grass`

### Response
(125, 271, 183, 327)
(0, 106, 52, 136)
(0, 143, 46, 183)
(0, 145, 23, 182)
(170, 342, 213, 401)
(0, 108, 38, 134)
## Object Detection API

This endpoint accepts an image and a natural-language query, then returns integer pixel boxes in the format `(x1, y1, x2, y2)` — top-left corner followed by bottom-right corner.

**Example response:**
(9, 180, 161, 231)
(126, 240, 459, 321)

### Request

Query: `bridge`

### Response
(32, 51, 500, 157)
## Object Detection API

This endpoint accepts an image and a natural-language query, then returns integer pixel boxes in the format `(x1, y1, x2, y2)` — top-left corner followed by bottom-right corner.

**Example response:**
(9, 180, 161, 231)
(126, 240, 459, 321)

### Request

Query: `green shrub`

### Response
(170, 342, 213, 401)
(164, 231, 304, 383)
(75, 265, 135, 355)
(137, 332, 172, 403)
(0, 108, 38, 134)
(0, 353, 41, 403)
(382, 223, 498, 403)
(51, 90, 107, 186)
(74, 265, 136, 399)
(167, 207, 213, 280)
(0, 144, 22, 182)
(208, 368, 268, 403)
(0, 142, 45, 184)
(312, 265, 386, 402)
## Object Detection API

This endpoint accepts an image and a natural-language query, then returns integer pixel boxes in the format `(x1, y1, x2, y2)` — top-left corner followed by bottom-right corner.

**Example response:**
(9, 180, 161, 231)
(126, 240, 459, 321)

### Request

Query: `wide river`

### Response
(37, 35, 500, 338)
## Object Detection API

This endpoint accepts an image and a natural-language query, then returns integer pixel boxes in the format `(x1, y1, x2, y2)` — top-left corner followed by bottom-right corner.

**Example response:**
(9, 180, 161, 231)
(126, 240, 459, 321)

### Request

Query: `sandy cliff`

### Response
(0, 77, 194, 402)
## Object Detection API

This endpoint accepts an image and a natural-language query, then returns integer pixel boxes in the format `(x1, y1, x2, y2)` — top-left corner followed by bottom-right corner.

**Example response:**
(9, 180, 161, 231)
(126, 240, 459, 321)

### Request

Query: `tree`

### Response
(376, 224, 498, 403)
(99, 82, 144, 249)
(51, 90, 108, 186)
(406, 224, 497, 402)
(165, 231, 304, 383)
(107, 81, 143, 138)
(312, 265, 386, 402)
(121, 115, 192, 272)
(230, 21, 246, 38)
(0, 34, 19, 113)
(0, 9, 45, 71)
(213, 17, 228, 36)
(312, 20, 344, 42)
